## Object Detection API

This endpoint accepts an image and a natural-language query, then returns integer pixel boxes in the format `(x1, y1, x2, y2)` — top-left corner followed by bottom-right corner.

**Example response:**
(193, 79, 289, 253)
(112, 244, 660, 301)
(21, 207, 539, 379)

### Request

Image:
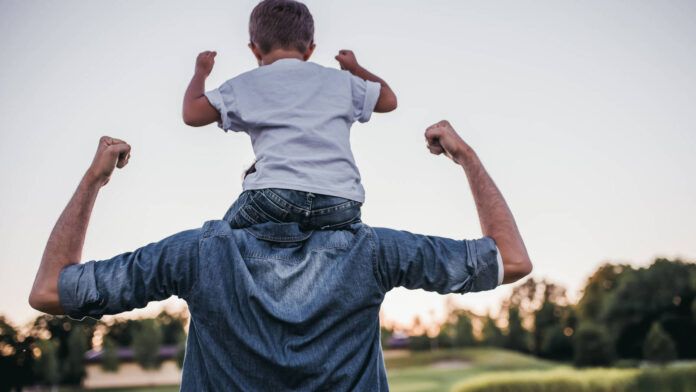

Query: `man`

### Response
(29, 120, 532, 390)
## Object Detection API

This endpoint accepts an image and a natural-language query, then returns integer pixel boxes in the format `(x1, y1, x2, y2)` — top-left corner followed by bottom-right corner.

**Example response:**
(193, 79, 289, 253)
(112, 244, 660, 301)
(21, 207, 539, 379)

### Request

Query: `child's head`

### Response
(248, 0, 315, 63)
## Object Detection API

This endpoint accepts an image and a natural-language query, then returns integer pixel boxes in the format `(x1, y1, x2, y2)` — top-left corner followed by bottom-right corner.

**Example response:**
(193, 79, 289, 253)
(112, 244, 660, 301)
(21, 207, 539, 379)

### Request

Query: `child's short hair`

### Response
(249, 0, 314, 54)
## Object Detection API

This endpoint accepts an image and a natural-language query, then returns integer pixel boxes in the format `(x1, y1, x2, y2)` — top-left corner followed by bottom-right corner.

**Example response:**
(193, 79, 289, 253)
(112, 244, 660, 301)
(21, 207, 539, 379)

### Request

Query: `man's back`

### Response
(58, 218, 500, 390)
(186, 221, 386, 390)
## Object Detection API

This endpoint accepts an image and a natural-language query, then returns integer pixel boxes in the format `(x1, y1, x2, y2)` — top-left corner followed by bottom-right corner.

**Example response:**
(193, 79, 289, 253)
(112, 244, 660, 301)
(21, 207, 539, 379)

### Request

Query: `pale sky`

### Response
(1, 0, 695, 328)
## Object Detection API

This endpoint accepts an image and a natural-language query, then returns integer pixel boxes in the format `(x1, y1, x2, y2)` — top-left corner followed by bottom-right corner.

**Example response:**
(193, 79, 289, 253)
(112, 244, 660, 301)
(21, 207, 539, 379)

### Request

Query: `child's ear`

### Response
(303, 41, 316, 61)
(248, 42, 263, 65)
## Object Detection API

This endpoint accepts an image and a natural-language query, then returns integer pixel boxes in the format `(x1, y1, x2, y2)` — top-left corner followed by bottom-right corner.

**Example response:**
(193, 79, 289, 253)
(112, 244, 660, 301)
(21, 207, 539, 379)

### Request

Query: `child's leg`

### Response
(224, 190, 282, 229)
(226, 188, 362, 230)
(305, 195, 362, 230)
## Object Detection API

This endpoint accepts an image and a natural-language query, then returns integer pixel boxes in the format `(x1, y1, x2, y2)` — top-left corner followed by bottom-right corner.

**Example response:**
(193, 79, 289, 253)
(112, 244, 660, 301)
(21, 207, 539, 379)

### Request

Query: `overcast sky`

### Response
(1, 0, 695, 328)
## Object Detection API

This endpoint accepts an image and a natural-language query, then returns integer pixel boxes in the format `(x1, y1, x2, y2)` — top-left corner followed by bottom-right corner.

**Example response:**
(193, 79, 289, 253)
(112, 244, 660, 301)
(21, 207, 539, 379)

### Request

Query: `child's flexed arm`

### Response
(182, 51, 220, 127)
(335, 50, 397, 113)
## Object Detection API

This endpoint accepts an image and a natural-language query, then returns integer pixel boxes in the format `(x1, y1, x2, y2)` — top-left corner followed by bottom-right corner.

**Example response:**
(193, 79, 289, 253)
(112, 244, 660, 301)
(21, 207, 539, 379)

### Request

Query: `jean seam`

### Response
(264, 189, 308, 214)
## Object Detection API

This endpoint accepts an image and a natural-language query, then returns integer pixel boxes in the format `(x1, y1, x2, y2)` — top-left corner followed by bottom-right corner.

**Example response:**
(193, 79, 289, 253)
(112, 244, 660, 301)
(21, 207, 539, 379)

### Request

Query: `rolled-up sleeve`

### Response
(372, 228, 501, 294)
(205, 81, 247, 132)
(350, 75, 381, 123)
(58, 228, 202, 319)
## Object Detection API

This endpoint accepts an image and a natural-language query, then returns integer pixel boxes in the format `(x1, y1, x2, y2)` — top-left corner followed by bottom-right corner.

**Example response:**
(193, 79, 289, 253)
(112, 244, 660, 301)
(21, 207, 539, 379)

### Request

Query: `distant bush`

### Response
(454, 368, 638, 392)
(643, 322, 678, 364)
(454, 363, 696, 392)
(572, 323, 614, 367)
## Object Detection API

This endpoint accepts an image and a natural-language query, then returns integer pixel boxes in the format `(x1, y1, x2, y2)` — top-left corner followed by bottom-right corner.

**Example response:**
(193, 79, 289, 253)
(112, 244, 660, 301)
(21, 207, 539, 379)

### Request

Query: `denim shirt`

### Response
(59, 221, 501, 391)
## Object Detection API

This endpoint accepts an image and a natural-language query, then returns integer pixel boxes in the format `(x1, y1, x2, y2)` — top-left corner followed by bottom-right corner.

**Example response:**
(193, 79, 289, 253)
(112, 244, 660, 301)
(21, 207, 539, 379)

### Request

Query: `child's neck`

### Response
(260, 49, 305, 66)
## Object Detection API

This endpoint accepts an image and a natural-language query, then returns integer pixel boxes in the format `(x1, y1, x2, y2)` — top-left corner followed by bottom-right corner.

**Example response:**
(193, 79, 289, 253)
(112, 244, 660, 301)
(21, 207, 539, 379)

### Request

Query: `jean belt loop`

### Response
(305, 192, 315, 216)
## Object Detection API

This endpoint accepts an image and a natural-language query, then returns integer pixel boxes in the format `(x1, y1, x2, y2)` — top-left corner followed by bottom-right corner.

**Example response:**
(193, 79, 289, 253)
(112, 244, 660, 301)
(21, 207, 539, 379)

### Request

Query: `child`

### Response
(182, 0, 397, 230)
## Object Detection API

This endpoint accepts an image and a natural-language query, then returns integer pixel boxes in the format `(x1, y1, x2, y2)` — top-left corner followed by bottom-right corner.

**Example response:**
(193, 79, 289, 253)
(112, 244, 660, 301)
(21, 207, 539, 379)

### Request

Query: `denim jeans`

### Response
(224, 188, 362, 230)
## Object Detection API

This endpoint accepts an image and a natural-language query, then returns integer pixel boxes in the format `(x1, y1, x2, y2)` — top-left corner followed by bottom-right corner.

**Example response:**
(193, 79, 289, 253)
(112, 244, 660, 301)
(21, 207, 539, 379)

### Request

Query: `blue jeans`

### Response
(224, 188, 362, 230)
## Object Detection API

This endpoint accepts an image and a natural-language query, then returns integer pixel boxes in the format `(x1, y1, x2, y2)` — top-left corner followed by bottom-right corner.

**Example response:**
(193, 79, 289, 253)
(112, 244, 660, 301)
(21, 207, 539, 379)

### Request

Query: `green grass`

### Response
(70, 349, 696, 392)
(386, 348, 557, 392)
(453, 362, 696, 392)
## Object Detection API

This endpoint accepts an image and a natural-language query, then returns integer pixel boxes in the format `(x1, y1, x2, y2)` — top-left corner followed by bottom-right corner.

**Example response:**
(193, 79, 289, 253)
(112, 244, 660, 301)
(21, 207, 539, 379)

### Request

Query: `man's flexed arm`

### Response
(29, 137, 131, 314)
(425, 121, 532, 284)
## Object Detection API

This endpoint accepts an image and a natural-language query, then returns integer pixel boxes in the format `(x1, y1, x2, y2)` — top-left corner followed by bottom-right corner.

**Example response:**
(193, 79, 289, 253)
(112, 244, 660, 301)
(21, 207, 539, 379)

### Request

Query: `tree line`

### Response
(0, 311, 187, 392)
(387, 258, 696, 367)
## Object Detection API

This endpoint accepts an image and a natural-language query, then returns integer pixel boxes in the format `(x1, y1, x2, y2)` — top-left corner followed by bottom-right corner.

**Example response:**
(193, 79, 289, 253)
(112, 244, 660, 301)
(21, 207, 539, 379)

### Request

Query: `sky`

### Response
(1, 0, 695, 329)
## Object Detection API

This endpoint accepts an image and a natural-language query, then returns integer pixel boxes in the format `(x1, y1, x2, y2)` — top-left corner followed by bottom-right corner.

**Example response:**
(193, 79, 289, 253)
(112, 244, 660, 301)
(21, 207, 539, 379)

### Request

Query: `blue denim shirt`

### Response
(59, 221, 501, 391)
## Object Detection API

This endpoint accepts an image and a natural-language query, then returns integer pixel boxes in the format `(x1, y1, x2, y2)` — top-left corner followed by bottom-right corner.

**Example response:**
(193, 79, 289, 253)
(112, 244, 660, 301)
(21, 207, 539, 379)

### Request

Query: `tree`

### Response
(34, 339, 60, 391)
(573, 323, 614, 367)
(101, 336, 119, 372)
(132, 319, 162, 369)
(157, 311, 187, 345)
(451, 313, 475, 347)
(540, 325, 573, 360)
(505, 306, 530, 353)
(63, 325, 88, 385)
(643, 322, 677, 364)
(481, 316, 504, 347)
(1, 316, 35, 391)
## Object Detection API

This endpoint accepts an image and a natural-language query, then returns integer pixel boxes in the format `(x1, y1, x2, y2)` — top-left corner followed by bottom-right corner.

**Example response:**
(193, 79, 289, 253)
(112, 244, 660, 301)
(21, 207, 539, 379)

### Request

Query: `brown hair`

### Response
(249, 0, 314, 54)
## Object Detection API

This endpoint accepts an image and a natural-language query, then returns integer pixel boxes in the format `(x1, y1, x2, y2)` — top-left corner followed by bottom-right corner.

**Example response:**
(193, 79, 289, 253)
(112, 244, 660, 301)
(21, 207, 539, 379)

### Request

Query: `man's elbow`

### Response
(28, 289, 61, 315)
(503, 257, 533, 284)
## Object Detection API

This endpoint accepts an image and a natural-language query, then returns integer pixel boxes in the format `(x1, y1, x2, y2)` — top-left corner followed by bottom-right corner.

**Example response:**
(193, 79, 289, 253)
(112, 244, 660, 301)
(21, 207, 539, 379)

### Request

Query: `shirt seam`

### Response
(367, 228, 388, 294)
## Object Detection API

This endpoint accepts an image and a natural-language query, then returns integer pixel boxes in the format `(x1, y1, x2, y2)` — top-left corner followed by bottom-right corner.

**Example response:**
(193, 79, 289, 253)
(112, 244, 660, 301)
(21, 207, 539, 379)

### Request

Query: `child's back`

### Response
(205, 58, 380, 202)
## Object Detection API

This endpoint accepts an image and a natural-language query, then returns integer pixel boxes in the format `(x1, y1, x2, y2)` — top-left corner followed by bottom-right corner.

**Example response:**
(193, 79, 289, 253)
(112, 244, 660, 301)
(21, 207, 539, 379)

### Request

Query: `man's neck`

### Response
(261, 49, 305, 66)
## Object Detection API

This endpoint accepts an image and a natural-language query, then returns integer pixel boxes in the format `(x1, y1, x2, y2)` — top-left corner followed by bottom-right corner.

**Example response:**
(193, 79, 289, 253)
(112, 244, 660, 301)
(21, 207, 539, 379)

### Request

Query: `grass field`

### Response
(65, 348, 557, 392)
(385, 348, 557, 392)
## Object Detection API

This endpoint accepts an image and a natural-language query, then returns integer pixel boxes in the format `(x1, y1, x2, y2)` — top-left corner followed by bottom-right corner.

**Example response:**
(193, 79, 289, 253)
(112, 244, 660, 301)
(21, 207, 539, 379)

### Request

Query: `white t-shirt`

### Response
(205, 58, 381, 203)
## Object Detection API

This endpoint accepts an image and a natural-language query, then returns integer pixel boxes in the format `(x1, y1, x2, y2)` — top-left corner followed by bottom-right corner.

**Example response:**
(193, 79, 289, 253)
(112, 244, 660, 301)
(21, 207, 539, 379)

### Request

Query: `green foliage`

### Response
(573, 323, 614, 367)
(454, 367, 639, 392)
(63, 325, 89, 384)
(643, 322, 677, 364)
(481, 316, 504, 347)
(101, 336, 120, 372)
(1, 316, 36, 390)
(540, 325, 573, 360)
(132, 319, 163, 369)
(408, 334, 432, 351)
(176, 341, 186, 369)
(452, 312, 475, 347)
(380, 326, 392, 349)
(156, 311, 187, 345)
(603, 259, 696, 359)
(453, 363, 696, 392)
(634, 364, 696, 392)
(505, 307, 531, 353)
(34, 339, 60, 386)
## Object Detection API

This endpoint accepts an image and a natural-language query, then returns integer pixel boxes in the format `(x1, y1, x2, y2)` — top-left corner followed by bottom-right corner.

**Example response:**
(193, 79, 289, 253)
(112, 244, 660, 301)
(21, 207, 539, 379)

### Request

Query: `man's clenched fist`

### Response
(425, 120, 471, 164)
(86, 137, 131, 187)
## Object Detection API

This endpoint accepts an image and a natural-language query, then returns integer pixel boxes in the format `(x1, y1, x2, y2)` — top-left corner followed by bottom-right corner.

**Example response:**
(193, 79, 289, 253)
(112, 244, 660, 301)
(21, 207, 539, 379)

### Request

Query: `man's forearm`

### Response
(456, 147, 532, 283)
(29, 174, 101, 313)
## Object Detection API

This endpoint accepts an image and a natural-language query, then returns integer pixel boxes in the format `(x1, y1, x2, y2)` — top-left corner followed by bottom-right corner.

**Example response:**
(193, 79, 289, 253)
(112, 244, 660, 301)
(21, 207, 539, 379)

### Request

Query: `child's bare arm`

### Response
(335, 50, 397, 113)
(182, 51, 221, 127)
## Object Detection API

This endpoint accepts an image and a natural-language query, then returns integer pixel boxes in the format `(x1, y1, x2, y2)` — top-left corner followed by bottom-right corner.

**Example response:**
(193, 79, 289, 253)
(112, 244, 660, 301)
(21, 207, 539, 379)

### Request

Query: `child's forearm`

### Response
(182, 73, 213, 126)
(182, 51, 220, 127)
(351, 66, 397, 113)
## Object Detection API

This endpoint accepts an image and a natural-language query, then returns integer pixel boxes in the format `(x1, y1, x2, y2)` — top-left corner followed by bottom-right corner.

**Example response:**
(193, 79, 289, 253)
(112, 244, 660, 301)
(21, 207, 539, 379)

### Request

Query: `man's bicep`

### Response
(373, 228, 500, 294)
(58, 228, 201, 319)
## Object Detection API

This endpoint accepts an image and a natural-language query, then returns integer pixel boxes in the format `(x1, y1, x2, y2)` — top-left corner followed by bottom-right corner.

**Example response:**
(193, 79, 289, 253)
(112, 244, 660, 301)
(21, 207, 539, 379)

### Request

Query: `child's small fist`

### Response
(335, 50, 360, 73)
(195, 51, 217, 76)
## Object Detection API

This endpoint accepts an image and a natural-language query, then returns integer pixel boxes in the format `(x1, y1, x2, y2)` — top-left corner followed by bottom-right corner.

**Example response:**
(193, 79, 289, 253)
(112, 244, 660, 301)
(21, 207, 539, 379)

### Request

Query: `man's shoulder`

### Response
(201, 219, 234, 238)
